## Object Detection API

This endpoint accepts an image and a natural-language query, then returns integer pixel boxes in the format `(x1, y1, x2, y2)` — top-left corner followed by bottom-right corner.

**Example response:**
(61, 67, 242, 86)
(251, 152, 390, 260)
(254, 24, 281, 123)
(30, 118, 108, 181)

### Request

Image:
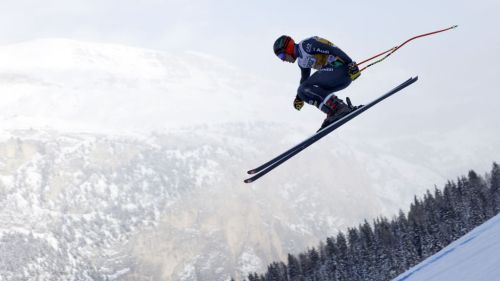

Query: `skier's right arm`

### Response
(294, 66, 310, 111)
(300, 66, 311, 84)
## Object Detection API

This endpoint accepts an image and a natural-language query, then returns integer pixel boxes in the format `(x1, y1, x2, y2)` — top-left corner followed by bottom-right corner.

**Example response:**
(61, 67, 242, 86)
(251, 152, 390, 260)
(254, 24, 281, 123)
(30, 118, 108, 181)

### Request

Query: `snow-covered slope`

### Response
(394, 213, 500, 281)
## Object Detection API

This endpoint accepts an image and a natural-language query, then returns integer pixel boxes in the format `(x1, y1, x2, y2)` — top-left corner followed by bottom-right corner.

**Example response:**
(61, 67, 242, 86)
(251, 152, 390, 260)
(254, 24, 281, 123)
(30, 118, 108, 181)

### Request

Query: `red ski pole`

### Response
(357, 25, 458, 72)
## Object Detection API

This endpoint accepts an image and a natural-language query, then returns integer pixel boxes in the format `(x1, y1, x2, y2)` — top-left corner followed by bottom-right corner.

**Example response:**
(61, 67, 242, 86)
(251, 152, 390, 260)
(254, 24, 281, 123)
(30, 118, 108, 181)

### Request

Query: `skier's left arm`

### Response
(311, 41, 361, 80)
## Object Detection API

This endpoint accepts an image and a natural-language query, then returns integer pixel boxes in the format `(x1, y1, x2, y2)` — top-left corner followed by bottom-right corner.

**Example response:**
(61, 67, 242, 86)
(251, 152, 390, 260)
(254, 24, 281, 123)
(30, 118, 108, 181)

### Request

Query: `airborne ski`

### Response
(244, 76, 418, 183)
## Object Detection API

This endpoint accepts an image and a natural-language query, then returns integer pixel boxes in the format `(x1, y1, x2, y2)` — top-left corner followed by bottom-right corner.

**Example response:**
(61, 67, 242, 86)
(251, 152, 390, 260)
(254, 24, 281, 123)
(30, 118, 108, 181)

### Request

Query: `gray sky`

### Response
(1, 0, 499, 134)
(2, 0, 498, 68)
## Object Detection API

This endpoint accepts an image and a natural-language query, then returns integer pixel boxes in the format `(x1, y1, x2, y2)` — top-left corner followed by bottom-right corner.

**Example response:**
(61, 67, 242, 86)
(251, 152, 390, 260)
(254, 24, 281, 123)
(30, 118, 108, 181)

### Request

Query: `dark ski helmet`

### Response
(273, 35, 294, 56)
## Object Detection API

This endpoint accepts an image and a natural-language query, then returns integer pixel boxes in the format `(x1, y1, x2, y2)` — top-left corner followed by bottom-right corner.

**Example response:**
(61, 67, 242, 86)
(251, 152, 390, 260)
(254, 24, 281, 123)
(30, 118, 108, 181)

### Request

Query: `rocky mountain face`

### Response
(0, 125, 453, 281)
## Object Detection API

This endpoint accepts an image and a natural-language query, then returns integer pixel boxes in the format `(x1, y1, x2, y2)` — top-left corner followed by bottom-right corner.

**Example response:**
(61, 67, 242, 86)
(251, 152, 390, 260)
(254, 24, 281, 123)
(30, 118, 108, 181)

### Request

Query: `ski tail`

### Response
(244, 77, 418, 183)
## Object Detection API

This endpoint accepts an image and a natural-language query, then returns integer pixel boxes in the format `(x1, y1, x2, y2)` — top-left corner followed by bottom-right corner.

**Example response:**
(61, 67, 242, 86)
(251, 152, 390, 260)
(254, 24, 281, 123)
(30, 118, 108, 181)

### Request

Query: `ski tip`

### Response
(244, 178, 253, 184)
(247, 170, 256, 175)
(406, 76, 418, 83)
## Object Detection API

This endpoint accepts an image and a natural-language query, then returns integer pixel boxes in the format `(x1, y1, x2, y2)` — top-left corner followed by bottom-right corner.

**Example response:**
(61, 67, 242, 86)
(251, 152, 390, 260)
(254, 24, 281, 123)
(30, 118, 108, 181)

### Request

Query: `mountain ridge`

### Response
(0, 38, 302, 135)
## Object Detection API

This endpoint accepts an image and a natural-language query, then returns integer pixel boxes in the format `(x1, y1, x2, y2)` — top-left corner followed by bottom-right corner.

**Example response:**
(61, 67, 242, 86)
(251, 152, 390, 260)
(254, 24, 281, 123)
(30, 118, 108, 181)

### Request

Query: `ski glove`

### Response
(348, 62, 361, 81)
(293, 96, 304, 111)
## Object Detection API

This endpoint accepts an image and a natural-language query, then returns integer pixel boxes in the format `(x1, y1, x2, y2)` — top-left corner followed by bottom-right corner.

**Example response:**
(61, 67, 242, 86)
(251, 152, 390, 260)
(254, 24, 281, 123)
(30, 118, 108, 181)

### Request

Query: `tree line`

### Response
(243, 162, 500, 281)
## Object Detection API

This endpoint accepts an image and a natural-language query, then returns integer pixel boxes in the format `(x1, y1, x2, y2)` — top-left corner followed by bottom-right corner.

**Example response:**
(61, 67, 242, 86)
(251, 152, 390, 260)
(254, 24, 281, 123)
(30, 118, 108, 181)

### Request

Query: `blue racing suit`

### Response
(295, 37, 354, 114)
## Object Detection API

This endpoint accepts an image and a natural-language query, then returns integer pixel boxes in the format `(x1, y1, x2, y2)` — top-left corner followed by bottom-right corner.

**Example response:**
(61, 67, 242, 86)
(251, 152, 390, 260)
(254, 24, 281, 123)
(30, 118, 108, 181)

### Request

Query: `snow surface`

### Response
(394, 213, 500, 281)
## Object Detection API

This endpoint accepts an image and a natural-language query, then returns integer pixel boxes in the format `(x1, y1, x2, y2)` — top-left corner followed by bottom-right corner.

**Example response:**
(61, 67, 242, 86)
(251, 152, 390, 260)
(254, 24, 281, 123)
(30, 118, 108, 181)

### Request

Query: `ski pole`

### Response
(357, 25, 458, 72)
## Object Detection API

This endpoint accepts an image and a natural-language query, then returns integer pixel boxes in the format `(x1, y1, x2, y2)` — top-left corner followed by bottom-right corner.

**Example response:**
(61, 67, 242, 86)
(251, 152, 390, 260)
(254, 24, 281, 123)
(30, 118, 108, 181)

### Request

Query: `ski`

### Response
(244, 76, 418, 183)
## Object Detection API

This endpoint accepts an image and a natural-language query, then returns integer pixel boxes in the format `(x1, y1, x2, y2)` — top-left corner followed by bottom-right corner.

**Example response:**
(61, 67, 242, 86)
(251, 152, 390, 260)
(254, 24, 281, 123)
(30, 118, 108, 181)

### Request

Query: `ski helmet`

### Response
(273, 35, 294, 57)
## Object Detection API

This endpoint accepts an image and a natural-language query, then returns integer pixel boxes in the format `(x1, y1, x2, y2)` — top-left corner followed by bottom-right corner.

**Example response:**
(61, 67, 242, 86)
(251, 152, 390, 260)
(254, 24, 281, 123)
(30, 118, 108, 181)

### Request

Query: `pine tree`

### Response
(440, 182, 459, 242)
(408, 196, 425, 258)
(298, 252, 312, 279)
(265, 262, 287, 281)
(466, 170, 488, 227)
(490, 162, 500, 213)
(346, 228, 362, 280)
(325, 237, 336, 259)
(373, 217, 396, 278)
(422, 189, 440, 255)
(358, 220, 376, 279)
(324, 237, 338, 280)
(335, 232, 349, 281)
(248, 273, 261, 281)
(287, 254, 302, 281)
(307, 248, 320, 277)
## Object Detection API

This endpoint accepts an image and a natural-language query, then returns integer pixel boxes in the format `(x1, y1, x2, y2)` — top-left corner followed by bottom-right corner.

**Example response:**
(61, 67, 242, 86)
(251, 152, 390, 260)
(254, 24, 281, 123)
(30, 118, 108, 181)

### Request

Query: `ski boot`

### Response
(317, 96, 357, 132)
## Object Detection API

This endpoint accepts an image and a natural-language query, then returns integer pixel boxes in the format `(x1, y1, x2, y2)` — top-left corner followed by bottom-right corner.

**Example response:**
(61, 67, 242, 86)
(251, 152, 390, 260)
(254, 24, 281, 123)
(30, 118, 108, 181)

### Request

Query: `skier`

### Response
(273, 35, 362, 131)
(246, 27, 456, 182)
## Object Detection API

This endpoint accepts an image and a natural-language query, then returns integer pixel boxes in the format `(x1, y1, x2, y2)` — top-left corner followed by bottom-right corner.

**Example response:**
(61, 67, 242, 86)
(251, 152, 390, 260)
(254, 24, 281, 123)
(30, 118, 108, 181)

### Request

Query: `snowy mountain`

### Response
(0, 38, 306, 134)
(394, 213, 500, 281)
(0, 127, 445, 281)
(0, 39, 498, 280)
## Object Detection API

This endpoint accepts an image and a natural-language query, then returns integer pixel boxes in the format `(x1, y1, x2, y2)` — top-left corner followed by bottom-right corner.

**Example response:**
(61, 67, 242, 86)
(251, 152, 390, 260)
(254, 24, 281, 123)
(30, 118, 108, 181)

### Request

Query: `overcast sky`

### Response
(1, 0, 498, 71)
(1, 0, 499, 135)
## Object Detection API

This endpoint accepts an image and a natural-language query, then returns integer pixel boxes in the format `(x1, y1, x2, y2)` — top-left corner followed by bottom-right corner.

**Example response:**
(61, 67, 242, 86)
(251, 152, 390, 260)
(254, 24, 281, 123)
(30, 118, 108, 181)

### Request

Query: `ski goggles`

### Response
(277, 53, 287, 60)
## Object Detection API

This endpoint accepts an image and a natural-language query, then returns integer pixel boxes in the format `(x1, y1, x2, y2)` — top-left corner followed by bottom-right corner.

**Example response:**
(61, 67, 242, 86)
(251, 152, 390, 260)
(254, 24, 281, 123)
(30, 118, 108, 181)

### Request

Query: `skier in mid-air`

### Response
(273, 35, 362, 131)
(245, 27, 455, 183)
